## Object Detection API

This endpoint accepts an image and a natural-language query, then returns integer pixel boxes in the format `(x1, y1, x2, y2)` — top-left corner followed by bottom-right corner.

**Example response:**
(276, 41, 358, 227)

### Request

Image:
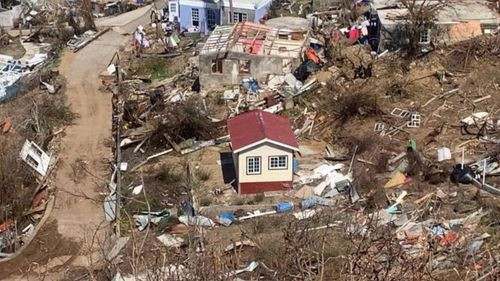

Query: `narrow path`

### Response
(51, 29, 126, 264)
(0, 8, 151, 279)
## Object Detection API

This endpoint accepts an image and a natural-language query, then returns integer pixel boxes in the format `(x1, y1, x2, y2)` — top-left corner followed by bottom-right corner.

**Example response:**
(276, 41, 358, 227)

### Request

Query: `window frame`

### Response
(246, 156, 261, 175)
(233, 12, 248, 23)
(207, 9, 216, 29)
(25, 154, 39, 168)
(170, 3, 177, 13)
(211, 59, 223, 73)
(191, 8, 199, 27)
(239, 60, 250, 74)
(419, 29, 431, 44)
(268, 155, 288, 170)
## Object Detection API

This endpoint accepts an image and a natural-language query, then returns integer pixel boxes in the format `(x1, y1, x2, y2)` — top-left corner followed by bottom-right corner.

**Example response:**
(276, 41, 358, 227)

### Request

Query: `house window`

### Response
(192, 8, 199, 27)
(419, 29, 431, 44)
(170, 3, 177, 13)
(207, 9, 216, 30)
(233, 12, 247, 23)
(26, 155, 39, 168)
(269, 156, 287, 170)
(246, 156, 261, 174)
(239, 60, 250, 73)
(211, 59, 223, 73)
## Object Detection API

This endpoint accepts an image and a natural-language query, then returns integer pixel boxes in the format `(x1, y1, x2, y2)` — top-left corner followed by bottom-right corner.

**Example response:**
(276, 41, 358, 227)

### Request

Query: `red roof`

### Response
(227, 110, 299, 152)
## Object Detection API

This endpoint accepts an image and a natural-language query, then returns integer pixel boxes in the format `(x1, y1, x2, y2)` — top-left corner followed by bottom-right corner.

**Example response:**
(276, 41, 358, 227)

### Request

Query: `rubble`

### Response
(19, 139, 51, 176)
(81, 2, 500, 279)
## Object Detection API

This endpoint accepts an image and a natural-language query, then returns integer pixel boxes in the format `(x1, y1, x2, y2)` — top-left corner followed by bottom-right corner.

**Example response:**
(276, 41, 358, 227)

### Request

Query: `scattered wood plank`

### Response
(74, 27, 111, 52)
(422, 88, 459, 108)
(473, 95, 491, 103)
(139, 52, 182, 58)
(357, 158, 375, 165)
(131, 149, 174, 171)
(164, 134, 181, 153)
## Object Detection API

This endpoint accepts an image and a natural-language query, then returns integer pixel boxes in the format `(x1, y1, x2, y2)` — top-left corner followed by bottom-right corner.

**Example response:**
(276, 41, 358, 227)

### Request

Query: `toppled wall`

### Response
(199, 51, 301, 89)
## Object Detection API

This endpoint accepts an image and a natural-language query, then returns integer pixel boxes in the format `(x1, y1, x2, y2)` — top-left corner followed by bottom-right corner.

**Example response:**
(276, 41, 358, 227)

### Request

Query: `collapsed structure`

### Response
(199, 21, 309, 89)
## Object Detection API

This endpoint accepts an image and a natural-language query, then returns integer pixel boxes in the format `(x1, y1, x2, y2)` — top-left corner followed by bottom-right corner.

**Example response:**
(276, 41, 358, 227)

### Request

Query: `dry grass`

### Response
(0, 135, 37, 223)
(329, 87, 382, 124)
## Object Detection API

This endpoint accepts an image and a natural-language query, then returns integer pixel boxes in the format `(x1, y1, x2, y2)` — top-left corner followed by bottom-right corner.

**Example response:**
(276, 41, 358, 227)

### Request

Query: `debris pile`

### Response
(100, 6, 500, 274)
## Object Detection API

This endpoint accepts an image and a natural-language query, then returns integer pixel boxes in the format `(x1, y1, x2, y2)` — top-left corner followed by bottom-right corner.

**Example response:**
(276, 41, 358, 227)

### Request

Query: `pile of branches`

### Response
(149, 97, 222, 145)
(328, 84, 383, 123)
(446, 34, 500, 69)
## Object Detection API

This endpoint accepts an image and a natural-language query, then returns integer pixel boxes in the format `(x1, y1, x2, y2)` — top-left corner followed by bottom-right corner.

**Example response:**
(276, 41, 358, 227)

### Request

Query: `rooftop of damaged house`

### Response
(1, 0, 500, 279)
(199, 20, 311, 89)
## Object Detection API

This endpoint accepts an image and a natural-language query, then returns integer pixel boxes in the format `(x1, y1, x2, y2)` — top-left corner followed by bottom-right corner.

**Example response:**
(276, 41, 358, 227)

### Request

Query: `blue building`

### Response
(168, 0, 272, 34)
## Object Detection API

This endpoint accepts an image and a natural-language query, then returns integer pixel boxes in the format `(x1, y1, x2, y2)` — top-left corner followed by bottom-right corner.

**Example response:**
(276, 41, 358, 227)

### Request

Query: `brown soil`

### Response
(0, 38, 26, 59)
(0, 31, 128, 280)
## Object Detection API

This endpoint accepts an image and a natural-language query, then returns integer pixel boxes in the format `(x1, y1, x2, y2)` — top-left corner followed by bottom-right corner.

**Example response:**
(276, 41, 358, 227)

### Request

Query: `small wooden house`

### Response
(227, 110, 299, 194)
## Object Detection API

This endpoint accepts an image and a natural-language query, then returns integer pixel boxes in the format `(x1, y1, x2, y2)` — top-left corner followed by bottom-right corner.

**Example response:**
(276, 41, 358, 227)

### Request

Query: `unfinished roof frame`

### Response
(201, 22, 309, 59)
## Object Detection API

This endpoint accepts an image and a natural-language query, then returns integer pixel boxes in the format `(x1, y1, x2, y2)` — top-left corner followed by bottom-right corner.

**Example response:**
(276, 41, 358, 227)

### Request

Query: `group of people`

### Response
(133, 7, 182, 54)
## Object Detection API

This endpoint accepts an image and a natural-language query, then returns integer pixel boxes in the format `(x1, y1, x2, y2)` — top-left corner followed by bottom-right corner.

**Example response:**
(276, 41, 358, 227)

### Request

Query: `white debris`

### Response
(313, 177, 330, 196)
(119, 162, 128, 171)
(19, 140, 51, 176)
(22, 224, 35, 236)
(178, 215, 215, 227)
(293, 209, 317, 220)
(224, 261, 259, 278)
(40, 80, 55, 94)
(104, 192, 117, 221)
(437, 147, 452, 162)
(157, 234, 184, 248)
(131, 184, 143, 195)
(107, 64, 116, 75)
(134, 211, 169, 231)
(461, 112, 489, 126)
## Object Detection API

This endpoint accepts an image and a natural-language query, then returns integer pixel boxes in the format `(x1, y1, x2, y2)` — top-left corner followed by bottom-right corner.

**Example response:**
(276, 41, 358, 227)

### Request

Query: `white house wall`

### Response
(237, 142, 293, 183)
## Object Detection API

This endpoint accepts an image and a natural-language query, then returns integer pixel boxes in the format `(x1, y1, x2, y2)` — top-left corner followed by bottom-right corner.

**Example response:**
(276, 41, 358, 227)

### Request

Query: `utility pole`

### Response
(228, 0, 234, 24)
(109, 52, 122, 237)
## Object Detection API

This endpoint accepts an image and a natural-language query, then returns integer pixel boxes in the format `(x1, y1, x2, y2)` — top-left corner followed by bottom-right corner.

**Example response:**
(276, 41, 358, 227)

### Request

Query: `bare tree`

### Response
(397, 0, 449, 56)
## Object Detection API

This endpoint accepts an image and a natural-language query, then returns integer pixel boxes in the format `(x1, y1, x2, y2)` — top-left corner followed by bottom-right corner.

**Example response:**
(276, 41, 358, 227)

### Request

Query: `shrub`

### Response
(195, 169, 210, 182)
(155, 165, 181, 184)
(199, 196, 212, 207)
(254, 193, 265, 203)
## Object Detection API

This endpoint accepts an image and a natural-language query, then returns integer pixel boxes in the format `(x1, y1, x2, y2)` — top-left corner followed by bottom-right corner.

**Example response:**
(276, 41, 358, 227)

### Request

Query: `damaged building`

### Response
(0, 0, 22, 27)
(372, 0, 499, 51)
(199, 21, 309, 90)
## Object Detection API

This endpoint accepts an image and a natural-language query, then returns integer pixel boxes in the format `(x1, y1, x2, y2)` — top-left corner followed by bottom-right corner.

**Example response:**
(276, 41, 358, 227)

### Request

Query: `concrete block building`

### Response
(199, 21, 309, 89)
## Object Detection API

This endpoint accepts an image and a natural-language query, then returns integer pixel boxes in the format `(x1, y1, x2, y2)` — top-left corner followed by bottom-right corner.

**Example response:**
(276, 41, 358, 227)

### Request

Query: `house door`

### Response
(168, 1, 178, 22)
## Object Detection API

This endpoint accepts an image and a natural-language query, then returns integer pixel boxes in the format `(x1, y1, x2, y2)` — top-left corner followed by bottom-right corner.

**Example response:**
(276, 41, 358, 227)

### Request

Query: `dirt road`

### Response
(0, 7, 151, 280)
